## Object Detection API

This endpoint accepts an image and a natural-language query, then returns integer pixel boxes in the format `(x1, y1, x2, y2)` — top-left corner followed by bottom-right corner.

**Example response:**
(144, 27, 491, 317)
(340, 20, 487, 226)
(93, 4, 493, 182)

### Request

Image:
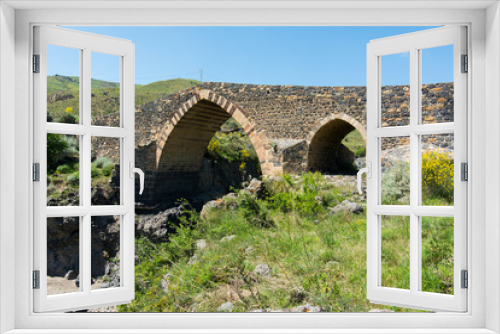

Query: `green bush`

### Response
(102, 161, 115, 176)
(66, 171, 79, 184)
(94, 156, 113, 168)
(421, 150, 454, 202)
(56, 164, 73, 174)
(354, 146, 366, 158)
(91, 164, 100, 178)
(381, 161, 410, 205)
(56, 113, 78, 124)
(47, 133, 69, 171)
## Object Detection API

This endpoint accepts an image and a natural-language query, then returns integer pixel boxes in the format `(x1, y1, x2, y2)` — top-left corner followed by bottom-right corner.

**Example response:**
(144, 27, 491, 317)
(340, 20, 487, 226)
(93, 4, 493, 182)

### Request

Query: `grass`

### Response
(342, 130, 366, 158)
(115, 172, 454, 313)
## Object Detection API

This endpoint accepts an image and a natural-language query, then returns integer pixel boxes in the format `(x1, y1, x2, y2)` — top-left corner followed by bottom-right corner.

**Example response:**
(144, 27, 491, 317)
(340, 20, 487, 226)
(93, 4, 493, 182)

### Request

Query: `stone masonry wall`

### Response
(92, 82, 454, 202)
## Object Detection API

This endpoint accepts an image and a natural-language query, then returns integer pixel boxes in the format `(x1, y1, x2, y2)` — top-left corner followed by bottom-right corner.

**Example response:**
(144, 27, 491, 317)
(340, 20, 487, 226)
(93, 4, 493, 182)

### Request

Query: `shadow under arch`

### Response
(154, 89, 271, 199)
(306, 114, 366, 173)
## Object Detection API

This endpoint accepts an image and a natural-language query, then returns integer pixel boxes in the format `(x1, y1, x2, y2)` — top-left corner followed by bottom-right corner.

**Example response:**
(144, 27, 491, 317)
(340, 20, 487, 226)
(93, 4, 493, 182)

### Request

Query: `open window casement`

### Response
(364, 26, 467, 312)
(33, 26, 137, 312)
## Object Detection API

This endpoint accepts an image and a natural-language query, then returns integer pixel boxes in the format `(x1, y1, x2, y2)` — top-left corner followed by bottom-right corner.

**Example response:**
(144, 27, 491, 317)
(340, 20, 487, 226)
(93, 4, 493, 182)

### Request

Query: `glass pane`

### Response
(421, 134, 454, 206)
(91, 137, 120, 206)
(421, 45, 454, 124)
(91, 216, 121, 290)
(381, 136, 410, 205)
(421, 216, 454, 294)
(381, 215, 410, 289)
(91, 52, 121, 127)
(381, 52, 410, 127)
(47, 216, 80, 295)
(47, 44, 80, 124)
(47, 134, 80, 206)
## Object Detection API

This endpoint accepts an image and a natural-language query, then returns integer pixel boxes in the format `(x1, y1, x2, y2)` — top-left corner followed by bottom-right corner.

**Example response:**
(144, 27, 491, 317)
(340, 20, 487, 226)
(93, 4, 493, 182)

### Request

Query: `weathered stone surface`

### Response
(329, 200, 363, 215)
(254, 263, 271, 277)
(135, 205, 186, 242)
(91, 82, 453, 204)
(217, 302, 235, 312)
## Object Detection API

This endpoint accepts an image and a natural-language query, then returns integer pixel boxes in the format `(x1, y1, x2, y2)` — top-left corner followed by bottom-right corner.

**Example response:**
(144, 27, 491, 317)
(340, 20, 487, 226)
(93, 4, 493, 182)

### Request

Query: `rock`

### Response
(315, 196, 322, 202)
(161, 274, 172, 292)
(64, 270, 78, 280)
(200, 199, 224, 220)
(326, 261, 340, 269)
(187, 254, 198, 265)
(136, 205, 186, 242)
(217, 302, 234, 312)
(369, 308, 395, 313)
(224, 193, 238, 200)
(329, 200, 363, 215)
(245, 246, 254, 254)
(243, 178, 265, 198)
(220, 235, 236, 243)
(290, 304, 322, 312)
(254, 263, 271, 277)
(313, 220, 321, 225)
(196, 239, 207, 250)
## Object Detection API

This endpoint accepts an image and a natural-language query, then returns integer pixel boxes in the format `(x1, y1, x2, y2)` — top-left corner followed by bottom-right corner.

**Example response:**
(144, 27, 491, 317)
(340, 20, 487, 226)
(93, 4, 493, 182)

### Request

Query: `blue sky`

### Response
(50, 26, 453, 86)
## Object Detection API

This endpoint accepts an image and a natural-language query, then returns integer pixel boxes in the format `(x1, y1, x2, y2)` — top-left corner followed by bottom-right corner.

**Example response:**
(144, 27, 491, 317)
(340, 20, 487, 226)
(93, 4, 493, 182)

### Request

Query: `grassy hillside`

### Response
(46, 76, 199, 122)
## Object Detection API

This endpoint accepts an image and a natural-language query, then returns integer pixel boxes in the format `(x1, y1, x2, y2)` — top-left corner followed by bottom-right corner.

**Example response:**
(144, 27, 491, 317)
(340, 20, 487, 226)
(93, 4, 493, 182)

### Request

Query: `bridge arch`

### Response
(154, 89, 273, 198)
(306, 114, 366, 173)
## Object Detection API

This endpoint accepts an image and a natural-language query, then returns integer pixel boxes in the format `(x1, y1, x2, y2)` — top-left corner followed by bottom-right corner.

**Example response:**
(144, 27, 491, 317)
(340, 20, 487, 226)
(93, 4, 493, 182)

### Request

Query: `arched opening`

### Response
(155, 97, 264, 204)
(307, 117, 366, 174)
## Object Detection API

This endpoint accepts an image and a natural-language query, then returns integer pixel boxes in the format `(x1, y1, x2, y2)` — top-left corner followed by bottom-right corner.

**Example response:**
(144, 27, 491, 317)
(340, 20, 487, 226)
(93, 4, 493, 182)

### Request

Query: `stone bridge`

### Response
(93, 82, 453, 203)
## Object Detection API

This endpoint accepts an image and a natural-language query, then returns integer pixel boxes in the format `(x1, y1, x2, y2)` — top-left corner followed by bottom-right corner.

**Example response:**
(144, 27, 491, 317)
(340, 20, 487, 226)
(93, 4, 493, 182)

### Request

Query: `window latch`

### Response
(356, 161, 371, 195)
(129, 162, 145, 195)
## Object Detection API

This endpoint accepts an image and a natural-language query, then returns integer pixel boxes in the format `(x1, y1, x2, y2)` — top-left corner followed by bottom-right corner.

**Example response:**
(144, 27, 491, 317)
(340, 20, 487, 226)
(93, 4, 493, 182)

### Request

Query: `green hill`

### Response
(46, 77, 199, 122)
(48, 75, 121, 95)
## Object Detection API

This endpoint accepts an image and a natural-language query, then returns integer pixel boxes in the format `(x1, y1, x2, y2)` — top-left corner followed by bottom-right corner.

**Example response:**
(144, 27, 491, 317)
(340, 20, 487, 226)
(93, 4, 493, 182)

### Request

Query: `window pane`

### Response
(91, 137, 120, 206)
(381, 52, 410, 127)
(381, 215, 410, 290)
(47, 45, 80, 124)
(47, 134, 80, 206)
(421, 134, 454, 206)
(421, 216, 454, 294)
(421, 45, 454, 124)
(381, 137, 410, 205)
(91, 52, 121, 127)
(91, 216, 121, 290)
(47, 216, 81, 295)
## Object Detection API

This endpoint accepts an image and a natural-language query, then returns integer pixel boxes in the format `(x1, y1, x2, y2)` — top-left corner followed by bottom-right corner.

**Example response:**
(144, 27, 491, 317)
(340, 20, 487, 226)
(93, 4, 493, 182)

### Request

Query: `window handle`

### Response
(356, 161, 371, 195)
(129, 162, 145, 195)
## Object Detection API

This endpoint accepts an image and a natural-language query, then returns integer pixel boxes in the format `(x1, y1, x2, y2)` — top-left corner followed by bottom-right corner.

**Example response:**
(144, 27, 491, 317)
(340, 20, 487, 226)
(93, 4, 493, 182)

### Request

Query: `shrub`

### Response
(354, 146, 366, 158)
(94, 156, 113, 168)
(47, 133, 69, 171)
(56, 113, 78, 124)
(102, 161, 115, 176)
(91, 164, 100, 178)
(56, 164, 73, 174)
(381, 161, 410, 205)
(66, 171, 79, 184)
(421, 150, 454, 202)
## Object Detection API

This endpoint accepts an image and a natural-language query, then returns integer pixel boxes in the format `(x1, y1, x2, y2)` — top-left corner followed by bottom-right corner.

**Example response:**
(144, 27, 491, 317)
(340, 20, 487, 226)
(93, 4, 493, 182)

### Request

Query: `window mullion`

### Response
(409, 46, 420, 294)
(81, 48, 92, 295)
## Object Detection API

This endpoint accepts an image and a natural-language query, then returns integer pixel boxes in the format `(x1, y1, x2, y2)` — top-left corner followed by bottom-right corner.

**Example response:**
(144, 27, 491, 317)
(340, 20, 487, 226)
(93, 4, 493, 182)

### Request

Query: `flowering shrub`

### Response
(421, 150, 454, 202)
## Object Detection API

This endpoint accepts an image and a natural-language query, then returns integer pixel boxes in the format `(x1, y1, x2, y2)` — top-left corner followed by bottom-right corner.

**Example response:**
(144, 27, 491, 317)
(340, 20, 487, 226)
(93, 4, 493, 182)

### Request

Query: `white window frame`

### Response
(1, 1, 499, 333)
(366, 26, 468, 312)
(33, 25, 136, 313)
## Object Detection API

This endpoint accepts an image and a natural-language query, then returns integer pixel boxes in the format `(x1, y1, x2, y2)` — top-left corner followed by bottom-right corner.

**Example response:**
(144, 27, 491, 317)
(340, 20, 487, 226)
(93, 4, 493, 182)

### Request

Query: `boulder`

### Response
(254, 263, 271, 277)
(217, 302, 235, 312)
(329, 200, 363, 215)
(136, 205, 186, 242)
